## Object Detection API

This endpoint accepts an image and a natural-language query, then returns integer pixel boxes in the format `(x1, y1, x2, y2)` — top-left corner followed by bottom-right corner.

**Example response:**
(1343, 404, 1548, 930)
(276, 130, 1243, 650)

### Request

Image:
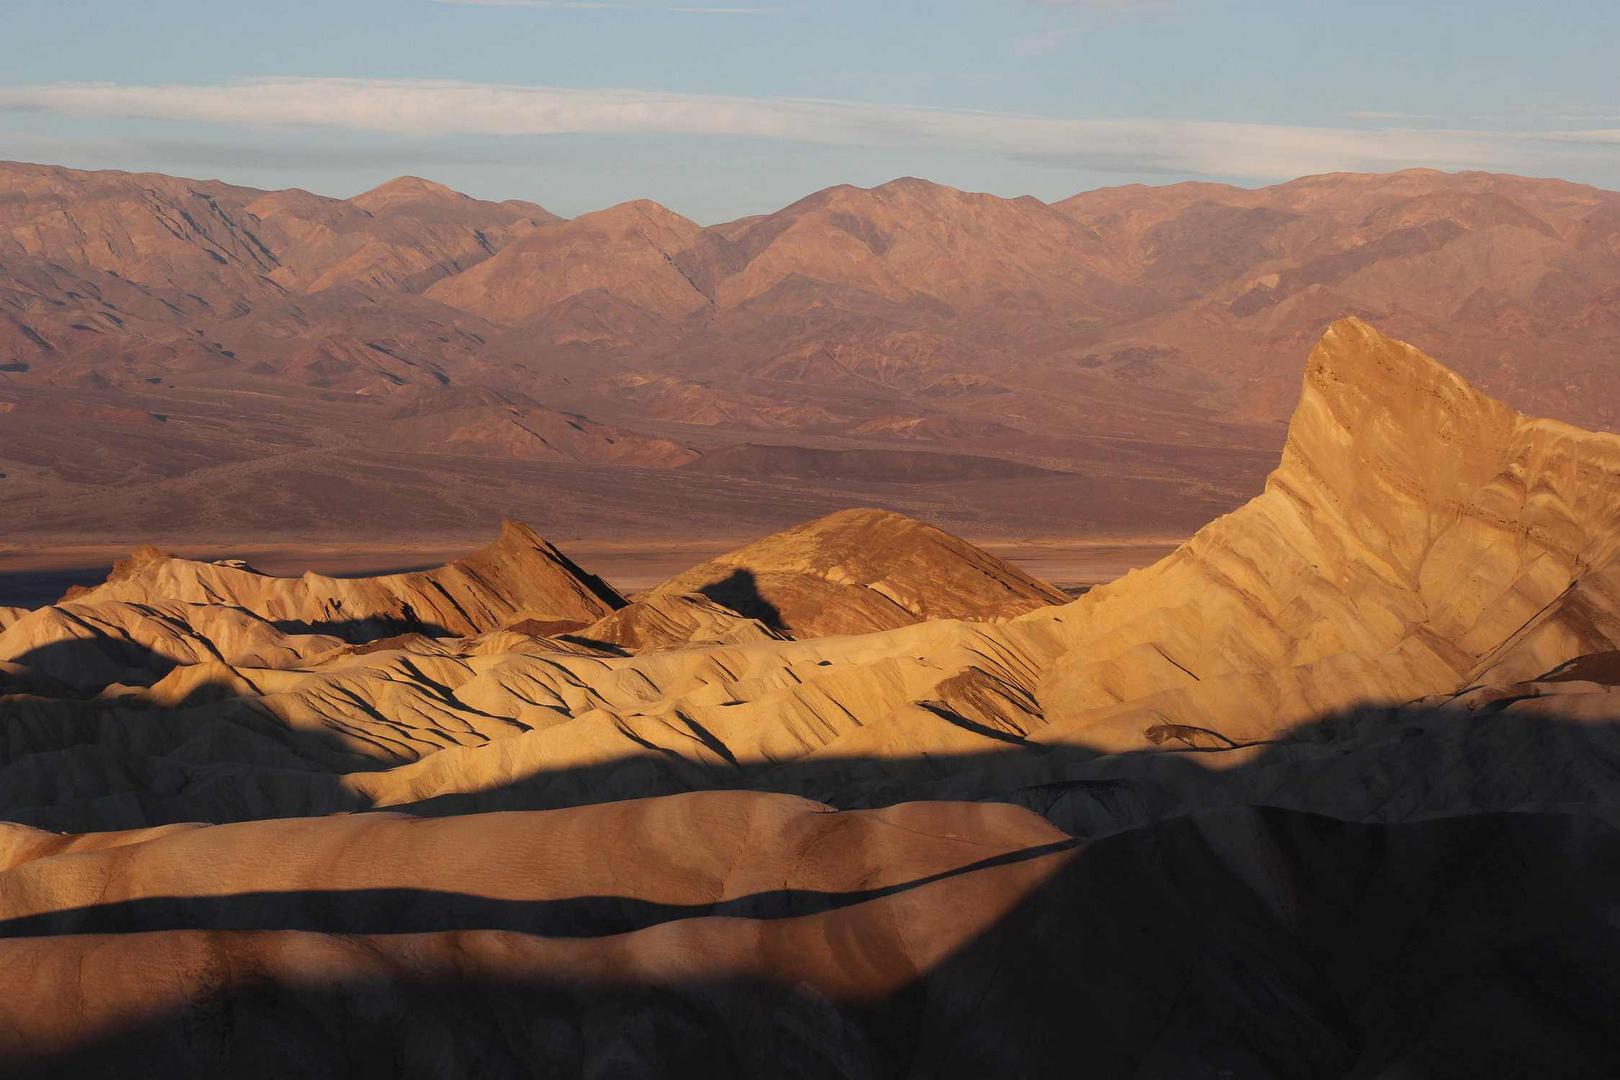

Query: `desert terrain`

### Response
(5, 163, 1620, 566)
(2, 317, 1620, 1074)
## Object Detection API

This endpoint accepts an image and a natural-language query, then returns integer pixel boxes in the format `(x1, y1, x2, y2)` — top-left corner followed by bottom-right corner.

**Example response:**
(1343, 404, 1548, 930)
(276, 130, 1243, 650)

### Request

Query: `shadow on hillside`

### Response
(2, 803, 1616, 1078)
(0, 632, 199, 694)
(0, 619, 455, 699)
(268, 616, 454, 642)
(5, 658, 1620, 835)
(695, 567, 785, 630)
(2, 676, 1620, 1073)
(0, 644, 422, 802)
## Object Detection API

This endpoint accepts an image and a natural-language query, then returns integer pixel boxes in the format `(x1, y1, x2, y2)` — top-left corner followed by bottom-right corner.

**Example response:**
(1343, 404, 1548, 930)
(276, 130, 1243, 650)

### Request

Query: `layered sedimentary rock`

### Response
(1029, 316, 1620, 749)
(574, 590, 787, 651)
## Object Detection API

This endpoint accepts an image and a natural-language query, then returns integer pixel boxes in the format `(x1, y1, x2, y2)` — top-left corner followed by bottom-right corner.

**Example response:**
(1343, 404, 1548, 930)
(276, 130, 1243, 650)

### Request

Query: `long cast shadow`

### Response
(0, 838, 1079, 939)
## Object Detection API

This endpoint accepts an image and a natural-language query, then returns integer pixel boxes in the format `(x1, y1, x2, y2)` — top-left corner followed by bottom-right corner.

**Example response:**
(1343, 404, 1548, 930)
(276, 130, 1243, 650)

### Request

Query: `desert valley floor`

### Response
(2, 318, 1620, 1075)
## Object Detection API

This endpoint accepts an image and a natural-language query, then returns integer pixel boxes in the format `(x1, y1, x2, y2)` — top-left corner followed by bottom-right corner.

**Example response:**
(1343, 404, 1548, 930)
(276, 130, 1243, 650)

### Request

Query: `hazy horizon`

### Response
(5, 0, 1620, 221)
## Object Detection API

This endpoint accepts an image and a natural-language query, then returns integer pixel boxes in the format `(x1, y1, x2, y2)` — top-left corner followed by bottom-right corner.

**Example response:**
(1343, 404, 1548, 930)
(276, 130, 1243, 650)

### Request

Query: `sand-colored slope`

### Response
(620, 507, 1069, 640)
(0, 792, 1065, 924)
(63, 519, 626, 639)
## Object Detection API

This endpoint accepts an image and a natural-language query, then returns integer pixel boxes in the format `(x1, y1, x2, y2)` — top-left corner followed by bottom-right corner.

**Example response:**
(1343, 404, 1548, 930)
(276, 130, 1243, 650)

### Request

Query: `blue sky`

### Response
(4, 0, 1619, 221)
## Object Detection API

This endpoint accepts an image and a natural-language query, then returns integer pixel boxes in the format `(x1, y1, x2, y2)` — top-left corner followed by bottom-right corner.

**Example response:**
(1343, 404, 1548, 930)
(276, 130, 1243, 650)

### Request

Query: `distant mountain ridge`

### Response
(3, 160, 1619, 543)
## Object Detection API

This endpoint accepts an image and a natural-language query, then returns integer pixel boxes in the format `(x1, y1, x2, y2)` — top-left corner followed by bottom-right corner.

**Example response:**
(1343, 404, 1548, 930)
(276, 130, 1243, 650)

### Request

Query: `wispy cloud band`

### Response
(0, 77, 1613, 180)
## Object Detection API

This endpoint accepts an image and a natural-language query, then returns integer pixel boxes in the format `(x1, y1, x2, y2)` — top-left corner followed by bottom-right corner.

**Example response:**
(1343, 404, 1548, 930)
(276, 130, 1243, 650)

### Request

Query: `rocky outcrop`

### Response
(63, 520, 626, 640)
(1028, 316, 1620, 749)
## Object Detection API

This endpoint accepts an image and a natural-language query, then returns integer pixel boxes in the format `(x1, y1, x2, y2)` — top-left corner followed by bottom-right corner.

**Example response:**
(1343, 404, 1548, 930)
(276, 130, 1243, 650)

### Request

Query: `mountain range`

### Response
(4, 160, 1619, 548)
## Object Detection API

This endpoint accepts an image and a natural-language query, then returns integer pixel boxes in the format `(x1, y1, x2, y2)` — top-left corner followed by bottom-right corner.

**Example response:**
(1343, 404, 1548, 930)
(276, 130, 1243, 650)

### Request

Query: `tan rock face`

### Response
(1031, 316, 1620, 749)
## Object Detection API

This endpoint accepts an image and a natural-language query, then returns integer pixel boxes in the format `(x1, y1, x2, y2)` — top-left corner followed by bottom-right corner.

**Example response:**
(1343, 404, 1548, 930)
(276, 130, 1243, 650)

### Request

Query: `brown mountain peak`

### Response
(350, 175, 469, 211)
(573, 198, 697, 233)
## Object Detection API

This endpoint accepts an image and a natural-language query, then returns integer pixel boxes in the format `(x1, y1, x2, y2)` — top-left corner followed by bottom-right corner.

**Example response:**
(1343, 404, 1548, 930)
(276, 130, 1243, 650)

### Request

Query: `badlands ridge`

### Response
(2, 320, 1619, 1074)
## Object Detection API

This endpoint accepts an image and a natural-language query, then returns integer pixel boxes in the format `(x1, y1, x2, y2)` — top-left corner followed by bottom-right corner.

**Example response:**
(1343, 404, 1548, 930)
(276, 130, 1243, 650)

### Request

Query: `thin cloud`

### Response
(0, 77, 1612, 180)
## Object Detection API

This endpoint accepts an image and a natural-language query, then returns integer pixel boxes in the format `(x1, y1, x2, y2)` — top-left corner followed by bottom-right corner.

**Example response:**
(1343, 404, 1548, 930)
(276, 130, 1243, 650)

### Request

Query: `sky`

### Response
(3, 0, 1619, 222)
